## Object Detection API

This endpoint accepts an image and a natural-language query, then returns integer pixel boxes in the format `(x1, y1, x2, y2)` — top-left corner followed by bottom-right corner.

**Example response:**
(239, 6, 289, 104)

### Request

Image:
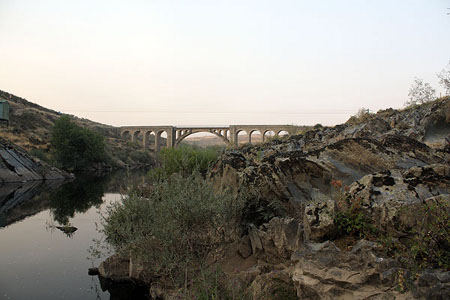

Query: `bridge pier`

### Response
(119, 125, 295, 151)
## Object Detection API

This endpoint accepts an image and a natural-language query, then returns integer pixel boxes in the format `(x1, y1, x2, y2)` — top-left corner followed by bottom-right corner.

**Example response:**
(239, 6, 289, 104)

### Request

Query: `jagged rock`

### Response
(248, 224, 264, 255)
(347, 164, 450, 235)
(248, 218, 304, 260)
(237, 235, 252, 259)
(291, 240, 400, 299)
(210, 136, 447, 204)
(0, 138, 71, 183)
(417, 271, 450, 299)
(247, 269, 297, 300)
(303, 199, 336, 242)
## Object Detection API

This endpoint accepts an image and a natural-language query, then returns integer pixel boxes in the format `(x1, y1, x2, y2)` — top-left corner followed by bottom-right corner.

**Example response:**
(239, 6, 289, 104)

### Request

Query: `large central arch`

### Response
(119, 125, 296, 151)
(175, 127, 229, 146)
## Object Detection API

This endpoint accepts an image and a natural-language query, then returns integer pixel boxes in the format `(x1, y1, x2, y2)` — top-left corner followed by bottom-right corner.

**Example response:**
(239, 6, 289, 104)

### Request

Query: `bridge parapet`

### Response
(119, 125, 296, 151)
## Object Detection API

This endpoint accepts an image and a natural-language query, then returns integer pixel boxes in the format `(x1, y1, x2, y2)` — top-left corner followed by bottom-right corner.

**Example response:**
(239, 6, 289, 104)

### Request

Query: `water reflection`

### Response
(48, 174, 106, 226)
(0, 169, 150, 300)
(0, 169, 149, 230)
(0, 179, 65, 228)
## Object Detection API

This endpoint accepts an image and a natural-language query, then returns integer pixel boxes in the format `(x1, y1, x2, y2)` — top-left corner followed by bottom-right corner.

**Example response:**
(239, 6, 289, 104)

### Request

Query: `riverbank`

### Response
(97, 97, 450, 299)
(0, 137, 73, 183)
(0, 89, 157, 172)
(0, 169, 151, 300)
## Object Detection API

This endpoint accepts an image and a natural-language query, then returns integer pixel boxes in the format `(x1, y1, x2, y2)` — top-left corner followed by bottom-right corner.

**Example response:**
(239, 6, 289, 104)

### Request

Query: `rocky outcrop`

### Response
(347, 164, 450, 236)
(98, 99, 450, 299)
(229, 219, 449, 299)
(210, 136, 447, 204)
(0, 138, 71, 183)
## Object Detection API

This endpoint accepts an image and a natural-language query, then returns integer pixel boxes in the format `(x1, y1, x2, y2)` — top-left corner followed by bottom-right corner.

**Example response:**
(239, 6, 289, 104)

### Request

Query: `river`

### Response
(0, 170, 149, 300)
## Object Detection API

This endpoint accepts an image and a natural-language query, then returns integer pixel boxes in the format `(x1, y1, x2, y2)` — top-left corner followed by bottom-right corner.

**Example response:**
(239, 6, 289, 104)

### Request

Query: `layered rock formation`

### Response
(97, 98, 450, 299)
(206, 98, 450, 299)
(0, 138, 71, 183)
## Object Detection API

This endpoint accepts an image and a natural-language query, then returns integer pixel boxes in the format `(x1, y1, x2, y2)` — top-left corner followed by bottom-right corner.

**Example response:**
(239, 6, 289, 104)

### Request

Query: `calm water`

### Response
(0, 170, 148, 300)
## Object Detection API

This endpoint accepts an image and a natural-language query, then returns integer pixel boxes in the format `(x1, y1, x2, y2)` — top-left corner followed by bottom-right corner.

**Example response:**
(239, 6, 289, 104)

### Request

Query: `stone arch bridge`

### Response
(119, 125, 295, 151)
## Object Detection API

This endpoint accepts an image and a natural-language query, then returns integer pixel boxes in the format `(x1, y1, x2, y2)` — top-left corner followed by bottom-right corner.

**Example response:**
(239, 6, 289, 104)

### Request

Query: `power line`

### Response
(61, 110, 356, 115)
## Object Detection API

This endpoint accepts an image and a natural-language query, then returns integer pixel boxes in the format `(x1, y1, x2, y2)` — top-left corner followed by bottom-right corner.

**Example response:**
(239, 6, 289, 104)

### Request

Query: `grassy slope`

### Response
(0, 90, 154, 169)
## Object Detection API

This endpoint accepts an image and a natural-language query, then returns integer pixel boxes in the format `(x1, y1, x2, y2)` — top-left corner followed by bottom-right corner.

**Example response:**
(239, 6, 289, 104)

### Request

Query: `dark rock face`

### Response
(0, 138, 71, 183)
(210, 136, 446, 204)
(347, 164, 450, 236)
(204, 99, 450, 299)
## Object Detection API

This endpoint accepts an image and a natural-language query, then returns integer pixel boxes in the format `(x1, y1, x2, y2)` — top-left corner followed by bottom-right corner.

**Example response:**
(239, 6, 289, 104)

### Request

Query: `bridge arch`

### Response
(119, 125, 298, 151)
(277, 130, 289, 137)
(175, 128, 229, 146)
(132, 130, 143, 143)
(121, 130, 132, 141)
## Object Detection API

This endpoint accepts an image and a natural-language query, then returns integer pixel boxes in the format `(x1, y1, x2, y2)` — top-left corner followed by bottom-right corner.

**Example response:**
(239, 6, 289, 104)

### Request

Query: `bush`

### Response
(405, 198, 450, 270)
(148, 145, 220, 181)
(29, 148, 52, 164)
(332, 180, 376, 239)
(405, 78, 436, 107)
(437, 60, 450, 95)
(102, 173, 244, 286)
(51, 115, 106, 171)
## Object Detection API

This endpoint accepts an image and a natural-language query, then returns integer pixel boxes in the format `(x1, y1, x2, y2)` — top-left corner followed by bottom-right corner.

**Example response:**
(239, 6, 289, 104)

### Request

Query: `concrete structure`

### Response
(119, 125, 295, 151)
(0, 100, 10, 126)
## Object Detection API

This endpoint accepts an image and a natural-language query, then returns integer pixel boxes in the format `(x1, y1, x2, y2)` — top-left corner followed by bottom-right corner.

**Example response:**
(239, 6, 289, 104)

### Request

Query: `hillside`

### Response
(0, 90, 155, 169)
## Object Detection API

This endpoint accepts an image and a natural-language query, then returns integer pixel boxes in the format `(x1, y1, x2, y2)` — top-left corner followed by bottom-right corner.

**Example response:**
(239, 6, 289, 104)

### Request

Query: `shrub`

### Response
(405, 78, 436, 107)
(406, 198, 450, 270)
(51, 115, 106, 171)
(102, 173, 244, 286)
(29, 148, 52, 164)
(437, 60, 450, 95)
(148, 144, 220, 180)
(332, 180, 376, 239)
(346, 108, 373, 125)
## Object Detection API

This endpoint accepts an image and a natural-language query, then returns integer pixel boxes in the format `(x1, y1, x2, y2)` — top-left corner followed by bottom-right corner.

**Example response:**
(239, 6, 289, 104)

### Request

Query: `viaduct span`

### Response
(119, 125, 295, 151)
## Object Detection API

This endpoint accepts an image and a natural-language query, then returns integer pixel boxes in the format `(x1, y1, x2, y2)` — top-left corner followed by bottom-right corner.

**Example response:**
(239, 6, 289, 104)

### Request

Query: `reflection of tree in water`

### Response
(49, 174, 108, 226)
(48, 169, 150, 226)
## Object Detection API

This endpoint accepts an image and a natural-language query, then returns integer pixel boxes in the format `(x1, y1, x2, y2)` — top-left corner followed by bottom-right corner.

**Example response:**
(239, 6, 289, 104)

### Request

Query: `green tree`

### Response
(51, 115, 106, 171)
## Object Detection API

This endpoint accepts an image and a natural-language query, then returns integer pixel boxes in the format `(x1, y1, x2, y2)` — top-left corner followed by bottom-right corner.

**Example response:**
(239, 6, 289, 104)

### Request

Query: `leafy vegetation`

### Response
(332, 180, 376, 239)
(102, 173, 245, 287)
(147, 144, 221, 181)
(404, 198, 450, 270)
(406, 78, 436, 107)
(331, 179, 449, 272)
(437, 60, 450, 95)
(51, 115, 107, 171)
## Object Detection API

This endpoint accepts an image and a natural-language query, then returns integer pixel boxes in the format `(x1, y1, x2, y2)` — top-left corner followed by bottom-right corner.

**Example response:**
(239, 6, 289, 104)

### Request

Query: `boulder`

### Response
(98, 254, 131, 282)
(247, 218, 304, 260)
(303, 199, 336, 242)
(347, 164, 450, 235)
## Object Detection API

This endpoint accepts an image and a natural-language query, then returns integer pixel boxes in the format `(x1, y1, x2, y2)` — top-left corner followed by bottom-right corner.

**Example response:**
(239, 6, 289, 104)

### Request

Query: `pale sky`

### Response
(1, 0, 449, 127)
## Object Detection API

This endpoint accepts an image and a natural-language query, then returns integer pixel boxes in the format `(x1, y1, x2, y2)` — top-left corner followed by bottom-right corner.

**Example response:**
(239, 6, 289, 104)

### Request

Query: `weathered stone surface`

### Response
(98, 254, 131, 282)
(304, 199, 336, 242)
(0, 138, 71, 183)
(347, 164, 450, 235)
(210, 135, 447, 205)
(247, 218, 304, 260)
(237, 235, 252, 259)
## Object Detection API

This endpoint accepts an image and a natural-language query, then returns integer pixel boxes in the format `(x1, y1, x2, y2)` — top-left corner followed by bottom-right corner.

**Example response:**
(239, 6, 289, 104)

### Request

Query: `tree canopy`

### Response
(51, 115, 106, 171)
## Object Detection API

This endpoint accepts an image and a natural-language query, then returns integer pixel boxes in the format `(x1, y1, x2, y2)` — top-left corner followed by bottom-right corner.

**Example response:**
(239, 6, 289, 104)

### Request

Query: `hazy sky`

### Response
(1, 0, 449, 127)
